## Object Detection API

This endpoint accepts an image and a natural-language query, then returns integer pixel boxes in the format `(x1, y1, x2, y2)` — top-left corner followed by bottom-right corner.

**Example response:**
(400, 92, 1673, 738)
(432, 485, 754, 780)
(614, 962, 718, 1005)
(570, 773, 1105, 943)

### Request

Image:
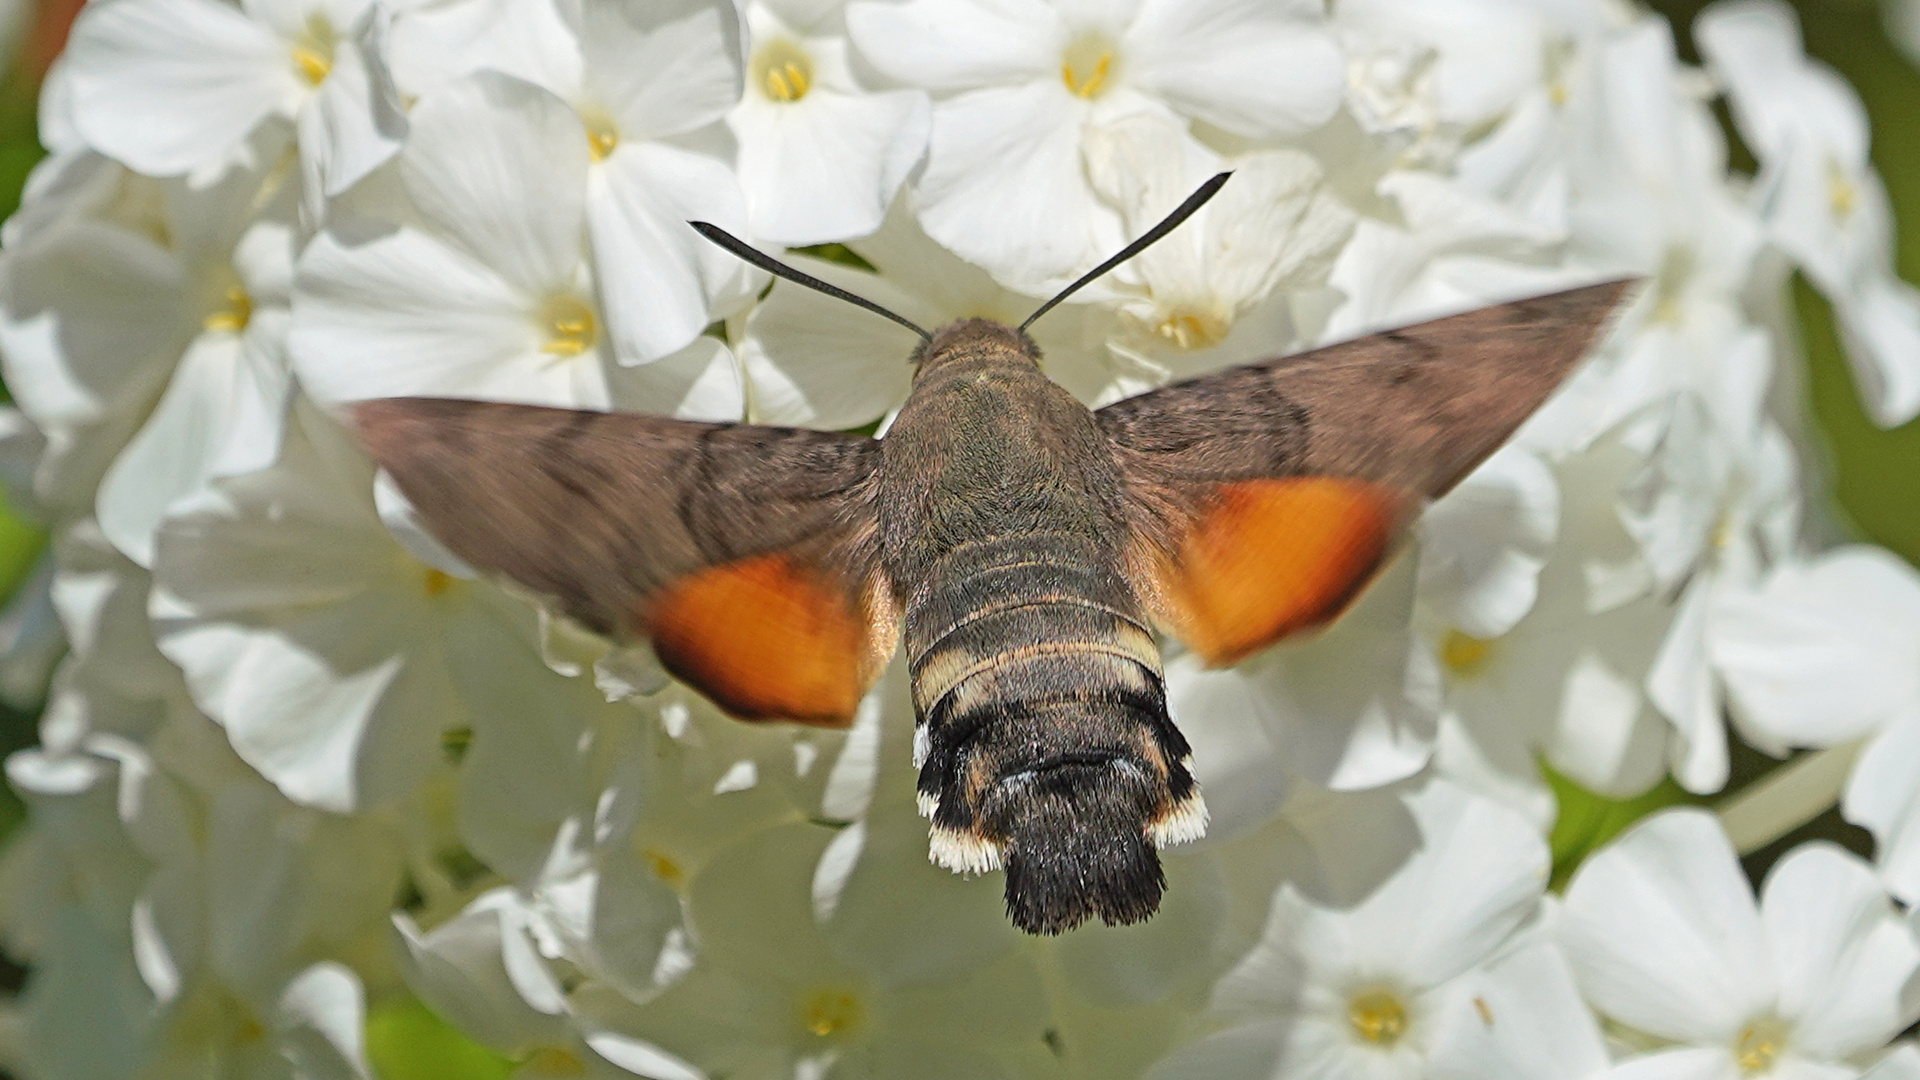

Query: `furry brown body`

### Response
(354, 279, 1633, 934)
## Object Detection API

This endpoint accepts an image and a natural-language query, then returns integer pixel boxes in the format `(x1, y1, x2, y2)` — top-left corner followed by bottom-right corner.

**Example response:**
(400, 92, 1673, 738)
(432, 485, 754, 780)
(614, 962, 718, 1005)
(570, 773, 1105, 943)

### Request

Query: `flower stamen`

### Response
(1062, 33, 1116, 99)
(1347, 988, 1409, 1046)
(538, 296, 597, 356)
(754, 40, 814, 103)
(1441, 630, 1496, 678)
(582, 111, 619, 161)
(204, 285, 253, 334)
(291, 15, 336, 85)
(1734, 1016, 1791, 1075)
(801, 988, 862, 1038)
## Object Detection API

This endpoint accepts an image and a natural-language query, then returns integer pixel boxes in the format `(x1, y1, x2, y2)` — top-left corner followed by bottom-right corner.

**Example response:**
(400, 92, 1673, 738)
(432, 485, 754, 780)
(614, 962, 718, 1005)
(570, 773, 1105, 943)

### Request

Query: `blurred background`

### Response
(0, 0, 1910, 1072)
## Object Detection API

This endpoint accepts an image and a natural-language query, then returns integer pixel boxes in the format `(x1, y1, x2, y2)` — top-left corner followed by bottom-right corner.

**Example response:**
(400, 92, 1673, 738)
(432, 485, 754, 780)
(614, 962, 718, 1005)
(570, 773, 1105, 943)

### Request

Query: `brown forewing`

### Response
(1096, 279, 1636, 664)
(354, 398, 895, 725)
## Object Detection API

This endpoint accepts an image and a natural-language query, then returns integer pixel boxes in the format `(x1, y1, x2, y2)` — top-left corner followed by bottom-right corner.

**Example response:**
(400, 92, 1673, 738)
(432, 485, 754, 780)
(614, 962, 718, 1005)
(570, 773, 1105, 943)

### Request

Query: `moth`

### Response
(354, 174, 1632, 934)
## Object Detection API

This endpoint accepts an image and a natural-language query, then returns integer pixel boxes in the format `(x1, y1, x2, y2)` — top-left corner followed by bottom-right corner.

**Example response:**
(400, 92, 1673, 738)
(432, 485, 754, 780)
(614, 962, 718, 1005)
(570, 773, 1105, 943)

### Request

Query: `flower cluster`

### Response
(2, 0, 1919, 1077)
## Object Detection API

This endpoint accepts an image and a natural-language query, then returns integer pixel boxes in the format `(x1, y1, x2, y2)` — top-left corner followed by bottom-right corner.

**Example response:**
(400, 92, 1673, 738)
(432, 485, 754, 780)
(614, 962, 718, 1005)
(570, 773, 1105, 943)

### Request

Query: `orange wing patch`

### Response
(1155, 478, 1404, 666)
(645, 553, 876, 726)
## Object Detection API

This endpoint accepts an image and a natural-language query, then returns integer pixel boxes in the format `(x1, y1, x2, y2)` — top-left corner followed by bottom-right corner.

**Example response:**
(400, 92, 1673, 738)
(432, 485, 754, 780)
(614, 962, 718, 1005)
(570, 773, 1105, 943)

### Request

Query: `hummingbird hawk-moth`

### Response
(353, 175, 1632, 934)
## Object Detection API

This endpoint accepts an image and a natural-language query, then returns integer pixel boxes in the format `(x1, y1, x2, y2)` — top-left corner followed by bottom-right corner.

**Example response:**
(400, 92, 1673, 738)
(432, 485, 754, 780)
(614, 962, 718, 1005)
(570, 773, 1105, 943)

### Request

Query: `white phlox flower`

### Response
(147, 399, 608, 814)
(394, 891, 704, 1080)
(293, 70, 743, 417)
(63, 0, 405, 202)
(0, 148, 293, 523)
(729, 0, 931, 245)
(1697, 0, 1920, 428)
(386, 0, 761, 363)
(1560, 808, 1920, 1080)
(846, 0, 1345, 291)
(1710, 546, 1920, 904)
(596, 822, 1049, 1080)
(1082, 110, 1356, 378)
(1147, 780, 1572, 1080)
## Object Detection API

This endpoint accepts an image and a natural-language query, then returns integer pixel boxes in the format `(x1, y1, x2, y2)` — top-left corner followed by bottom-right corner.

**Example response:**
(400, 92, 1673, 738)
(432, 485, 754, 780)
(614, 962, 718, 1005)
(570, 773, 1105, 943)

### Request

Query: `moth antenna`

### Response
(1019, 171, 1232, 332)
(688, 221, 932, 342)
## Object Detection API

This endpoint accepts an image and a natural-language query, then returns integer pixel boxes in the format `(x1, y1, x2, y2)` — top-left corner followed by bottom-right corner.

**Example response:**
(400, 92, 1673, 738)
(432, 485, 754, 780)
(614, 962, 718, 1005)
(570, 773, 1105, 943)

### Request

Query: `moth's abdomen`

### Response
(904, 533, 1207, 935)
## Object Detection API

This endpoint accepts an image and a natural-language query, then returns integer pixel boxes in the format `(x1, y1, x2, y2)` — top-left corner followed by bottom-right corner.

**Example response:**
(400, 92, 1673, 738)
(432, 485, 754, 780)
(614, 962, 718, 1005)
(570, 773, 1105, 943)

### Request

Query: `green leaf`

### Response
(366, 997, 515, 1080)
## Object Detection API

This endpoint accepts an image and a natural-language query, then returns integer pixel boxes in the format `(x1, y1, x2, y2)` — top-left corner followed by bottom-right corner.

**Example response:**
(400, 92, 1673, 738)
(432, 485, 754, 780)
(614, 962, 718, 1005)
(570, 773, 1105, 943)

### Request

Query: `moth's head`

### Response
(911, 318, 1041, 379)
(918, 702, 1207, 935)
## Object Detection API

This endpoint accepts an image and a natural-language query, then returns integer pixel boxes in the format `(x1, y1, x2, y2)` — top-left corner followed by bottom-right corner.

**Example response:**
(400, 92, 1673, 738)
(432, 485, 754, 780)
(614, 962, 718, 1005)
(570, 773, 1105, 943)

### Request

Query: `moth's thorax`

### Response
(910, 318, 1041, 385)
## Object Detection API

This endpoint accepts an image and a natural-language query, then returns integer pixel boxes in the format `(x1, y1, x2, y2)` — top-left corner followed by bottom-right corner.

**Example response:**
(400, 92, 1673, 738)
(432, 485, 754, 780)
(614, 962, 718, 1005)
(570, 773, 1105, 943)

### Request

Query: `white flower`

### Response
(63, 0, 404, 201)
(387, 0, 759, 363)
(148, 399, 595, 813)
(1150, 780, 1561, 1080)
(1560, 808, 1920, 1080)
(1711, 546, 1920, 902)
(1082, 110, 1356, 378)
(292, 70, 742, 418)
(1697, 0, 1920, 428)
(729, 0, 930, 245)
(846, 0, 1344, 290)
(0, 149, 286, 522)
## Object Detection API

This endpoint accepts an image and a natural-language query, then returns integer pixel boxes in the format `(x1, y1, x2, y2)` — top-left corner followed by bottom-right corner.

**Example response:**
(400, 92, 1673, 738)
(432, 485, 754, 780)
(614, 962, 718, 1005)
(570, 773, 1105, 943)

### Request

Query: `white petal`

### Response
(583, 0, 744, 142)
(1846, 711, 1920, 904)
(1710, 546, 1920, 748)
(1418, 447, 1557, 639)
(392, 902, 572, 1051)
(588, 143, 755, 363)
(607, 335, 745, 421)
(1837, 272, 1920, 429)
(1124, 0, 1342, 138)
(96, 329, 290, 568)
(386, 0, 583, 101)
(845, 0, 1059, 91)
(914, 81, 1107, 290)
(1647, 575, 1729, 794)
(1559, 808, 1771, 1043)
(274, 962, 375, 1080)
(1427, 939, 1610, 1080)
(292, 225, 554, 405)
(305, 7, 408, 198)
(732, 88, 930, 245)
(1141, 1026, 1284, 1080)
(1164, 654, 1290, 844)
(1599, 1048, 1744, 1080)
(65, 0, 297, 175)
(1760, 842, 1920, 1058)
(400, 71, 589, 296)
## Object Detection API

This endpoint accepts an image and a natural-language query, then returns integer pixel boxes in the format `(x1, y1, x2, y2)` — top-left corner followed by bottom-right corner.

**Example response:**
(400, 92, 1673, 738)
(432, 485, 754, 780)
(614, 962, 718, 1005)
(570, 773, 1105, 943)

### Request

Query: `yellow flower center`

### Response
(523, 1047, 590, 1076)
(538, 295, 597, 356)
(755, 39, 813, 103)
(1440, 629, 1496, 678)
(291, 16, 337, 85)
(1061, 33, 1116, 99)
(801, 988, 862, 1038)
(1734, 1016, 1791, 1075)
(643, 849, 684, 887)
(422, 568, 456, 598)
(582, 110, 619, 161)
(1347, 988, 1409, 1046)
(204, 285, 253, 334)
(1826, 157, 1857, 221)
(1154, 308, 1230, 351)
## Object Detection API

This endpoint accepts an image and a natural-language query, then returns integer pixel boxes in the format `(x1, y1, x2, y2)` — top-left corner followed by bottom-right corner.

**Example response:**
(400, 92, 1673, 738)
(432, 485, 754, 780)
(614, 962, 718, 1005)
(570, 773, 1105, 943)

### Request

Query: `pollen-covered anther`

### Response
(1735, 1016, 1791, 1075)
(290, 15, 336, 85)
(581, 111, 619, 161)
(1826, 157, 1858, 221)
(1154, 308, 1229, 351)
(1440, 629, 1496, 678)
(1061, 32, 1116, 99)
(538, 295, 597, 356)
(204, 284, 253, 334)
(754, 39, 813, 103)
(928, 824, 1003, 873)
(1347, 987, 1410, 1046)
(800, 988, 862, 1038)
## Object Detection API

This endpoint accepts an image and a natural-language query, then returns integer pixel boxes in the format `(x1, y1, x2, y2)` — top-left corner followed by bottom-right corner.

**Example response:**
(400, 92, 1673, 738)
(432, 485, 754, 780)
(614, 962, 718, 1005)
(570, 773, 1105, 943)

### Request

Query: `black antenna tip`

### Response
(1020, 171, 1234, 332)
(685, 220, 931, 342)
